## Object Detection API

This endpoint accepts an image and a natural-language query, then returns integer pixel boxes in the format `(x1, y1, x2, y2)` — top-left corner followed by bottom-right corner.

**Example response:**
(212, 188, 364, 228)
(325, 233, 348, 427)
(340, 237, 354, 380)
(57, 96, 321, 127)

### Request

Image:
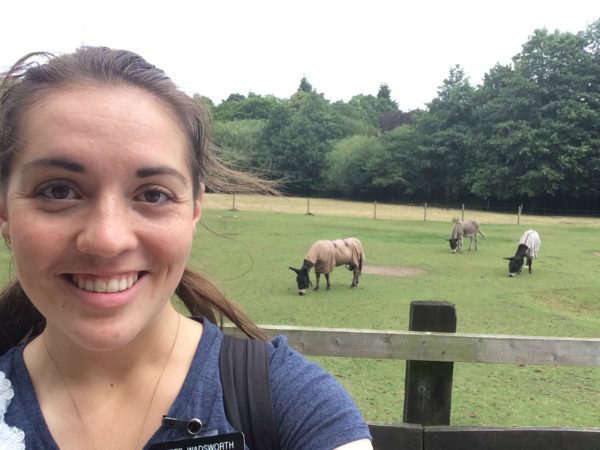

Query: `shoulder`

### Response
(0, 346, 22, 377)
(267, 335, 371, 449)
(0, 348, 27, 450)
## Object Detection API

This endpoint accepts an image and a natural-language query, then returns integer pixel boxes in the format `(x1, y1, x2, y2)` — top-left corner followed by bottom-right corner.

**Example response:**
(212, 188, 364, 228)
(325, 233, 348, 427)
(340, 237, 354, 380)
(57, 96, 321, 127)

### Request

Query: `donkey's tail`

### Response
(478, 229, 486, 238)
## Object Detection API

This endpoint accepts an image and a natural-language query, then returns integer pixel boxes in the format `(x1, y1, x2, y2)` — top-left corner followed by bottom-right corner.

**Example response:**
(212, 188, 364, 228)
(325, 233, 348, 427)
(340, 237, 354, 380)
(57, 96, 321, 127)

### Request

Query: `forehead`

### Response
(16, 84, 189, 168)
(24, 83, 182, 134)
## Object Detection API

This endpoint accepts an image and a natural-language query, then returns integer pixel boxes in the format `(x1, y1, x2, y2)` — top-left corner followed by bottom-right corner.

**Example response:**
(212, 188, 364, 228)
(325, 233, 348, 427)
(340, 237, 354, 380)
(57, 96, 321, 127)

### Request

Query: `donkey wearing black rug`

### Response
(289, 238, 365, 295)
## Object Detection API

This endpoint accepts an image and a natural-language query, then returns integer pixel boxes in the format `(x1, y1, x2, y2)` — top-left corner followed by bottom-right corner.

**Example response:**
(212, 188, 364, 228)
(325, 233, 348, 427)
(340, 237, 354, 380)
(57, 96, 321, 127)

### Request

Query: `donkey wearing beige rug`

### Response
(289, 238, 365, 295)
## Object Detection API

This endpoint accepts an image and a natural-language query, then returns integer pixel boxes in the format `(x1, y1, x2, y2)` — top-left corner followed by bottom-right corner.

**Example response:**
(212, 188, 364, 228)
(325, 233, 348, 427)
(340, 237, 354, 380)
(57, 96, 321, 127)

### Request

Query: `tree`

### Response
(298, 77, 313, 93)
(261, 91, 345, 195)
(331, 101, 380, 137)
(366, 125, 419, 200)
(377, 83, 398, 109)
(466, 64, 539, 204)
(322, 135, 384, 199)
(413, 65, 476, 202)
(348, 93, 398, 130)
(512, 24, 600, 207)
(467, 23, 600, 208)
(225, 93, 245, 102)
(378, 109, 418, 132)
(213, 94, 281, 122)
(212, 119, 267, 172)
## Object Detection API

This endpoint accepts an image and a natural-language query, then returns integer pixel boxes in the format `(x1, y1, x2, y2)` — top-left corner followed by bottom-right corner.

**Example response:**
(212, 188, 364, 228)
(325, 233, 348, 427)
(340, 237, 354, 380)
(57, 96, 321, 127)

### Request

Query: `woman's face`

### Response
(0, 85, 202, 351)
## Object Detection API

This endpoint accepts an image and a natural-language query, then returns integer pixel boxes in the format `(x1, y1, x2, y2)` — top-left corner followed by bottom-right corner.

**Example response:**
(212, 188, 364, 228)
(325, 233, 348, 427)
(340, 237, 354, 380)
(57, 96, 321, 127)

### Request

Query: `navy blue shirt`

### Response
(0, 319, 370, 449)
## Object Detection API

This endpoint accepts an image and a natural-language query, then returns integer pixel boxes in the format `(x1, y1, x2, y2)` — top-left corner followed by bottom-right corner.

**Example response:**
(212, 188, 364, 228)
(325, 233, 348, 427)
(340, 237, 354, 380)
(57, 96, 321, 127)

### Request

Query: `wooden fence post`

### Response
(403, 301, 456, 425)
(305, 198, 313, 215)
(424, 203, 427, 222)
(461, 204, 465, 221)
(230, 193, 238, 211)
(517, 204, 523, 225)
(374, 201, 377, 220)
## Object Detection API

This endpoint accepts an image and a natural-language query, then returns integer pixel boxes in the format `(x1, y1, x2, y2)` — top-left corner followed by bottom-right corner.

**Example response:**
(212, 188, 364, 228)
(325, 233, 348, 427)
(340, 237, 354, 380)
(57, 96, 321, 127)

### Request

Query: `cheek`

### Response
(9, 216, 68, 272)
(145, 220, 195, 266)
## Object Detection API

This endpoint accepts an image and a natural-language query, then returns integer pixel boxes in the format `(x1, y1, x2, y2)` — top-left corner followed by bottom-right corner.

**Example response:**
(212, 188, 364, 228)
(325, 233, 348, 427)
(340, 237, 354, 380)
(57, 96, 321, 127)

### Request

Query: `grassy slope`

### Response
(190, 196, 599, 427)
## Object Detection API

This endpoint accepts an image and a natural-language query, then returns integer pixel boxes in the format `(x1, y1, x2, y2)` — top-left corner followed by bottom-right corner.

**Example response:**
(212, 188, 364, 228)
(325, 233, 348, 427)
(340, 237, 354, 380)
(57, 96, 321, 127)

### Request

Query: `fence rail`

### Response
(367, 424, 600, 450)
(223, 324, 600, 367)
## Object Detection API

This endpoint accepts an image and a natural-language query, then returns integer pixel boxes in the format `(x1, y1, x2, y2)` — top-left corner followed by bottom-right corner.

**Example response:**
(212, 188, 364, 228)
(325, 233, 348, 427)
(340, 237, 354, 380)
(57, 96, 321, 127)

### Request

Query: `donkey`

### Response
(289, 238, 365, 295)
(504, 230, 541, 276)
(447, 220, 485, 253)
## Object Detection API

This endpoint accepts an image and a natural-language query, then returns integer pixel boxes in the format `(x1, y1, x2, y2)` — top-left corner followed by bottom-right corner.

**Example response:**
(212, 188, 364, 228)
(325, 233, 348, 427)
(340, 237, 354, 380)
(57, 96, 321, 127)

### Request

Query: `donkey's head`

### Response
(504, 256, 524, 277)
(289, 266, 311, 295)
(447, 238, 459, 253)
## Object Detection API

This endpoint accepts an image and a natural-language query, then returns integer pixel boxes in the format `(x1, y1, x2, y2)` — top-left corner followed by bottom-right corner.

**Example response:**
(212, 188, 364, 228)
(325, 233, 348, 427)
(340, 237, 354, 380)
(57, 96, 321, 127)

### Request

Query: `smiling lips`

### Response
(71, 273, 140, 293)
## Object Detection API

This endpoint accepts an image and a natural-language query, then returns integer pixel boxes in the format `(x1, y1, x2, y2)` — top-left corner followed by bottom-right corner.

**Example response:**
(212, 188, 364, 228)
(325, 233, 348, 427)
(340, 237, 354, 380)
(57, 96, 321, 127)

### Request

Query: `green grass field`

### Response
(1, 196, 598, 428)
(190, 198, 599, 428)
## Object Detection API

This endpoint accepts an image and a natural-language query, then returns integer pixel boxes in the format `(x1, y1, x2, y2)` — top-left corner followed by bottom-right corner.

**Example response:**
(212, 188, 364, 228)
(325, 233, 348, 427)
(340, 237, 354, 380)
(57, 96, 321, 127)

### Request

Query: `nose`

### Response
(76, 196, 138, 257)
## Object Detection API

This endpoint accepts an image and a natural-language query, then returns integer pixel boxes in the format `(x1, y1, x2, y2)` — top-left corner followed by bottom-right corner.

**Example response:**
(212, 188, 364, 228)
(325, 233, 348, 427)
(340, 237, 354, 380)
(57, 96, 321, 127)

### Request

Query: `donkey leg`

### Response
(527, 257, 533, 274)
(314, 273, 321, 290)
(325, 273, 331, 290)
(351, 268, 358, 287)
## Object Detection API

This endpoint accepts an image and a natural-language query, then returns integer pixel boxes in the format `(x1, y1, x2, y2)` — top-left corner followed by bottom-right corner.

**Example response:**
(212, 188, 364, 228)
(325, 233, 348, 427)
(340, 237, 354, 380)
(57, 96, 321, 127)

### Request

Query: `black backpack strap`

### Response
(219, 334, 280, 450)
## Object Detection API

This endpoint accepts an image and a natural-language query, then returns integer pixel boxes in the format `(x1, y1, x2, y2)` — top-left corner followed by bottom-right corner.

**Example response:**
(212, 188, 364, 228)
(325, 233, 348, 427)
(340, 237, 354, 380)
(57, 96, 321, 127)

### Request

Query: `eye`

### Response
(135, 187, 174, 204)
(38, 182, 80, 200)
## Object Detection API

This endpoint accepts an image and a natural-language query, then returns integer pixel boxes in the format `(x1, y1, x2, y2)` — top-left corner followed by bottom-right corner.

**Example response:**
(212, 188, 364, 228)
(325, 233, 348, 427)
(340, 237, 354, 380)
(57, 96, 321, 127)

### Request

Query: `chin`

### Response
(69, 318, 142, 352)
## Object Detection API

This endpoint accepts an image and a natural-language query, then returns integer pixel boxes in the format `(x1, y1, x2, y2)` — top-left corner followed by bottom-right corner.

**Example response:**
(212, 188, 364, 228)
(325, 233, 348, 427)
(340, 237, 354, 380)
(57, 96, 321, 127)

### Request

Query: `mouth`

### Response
(69, 272, 145, 293)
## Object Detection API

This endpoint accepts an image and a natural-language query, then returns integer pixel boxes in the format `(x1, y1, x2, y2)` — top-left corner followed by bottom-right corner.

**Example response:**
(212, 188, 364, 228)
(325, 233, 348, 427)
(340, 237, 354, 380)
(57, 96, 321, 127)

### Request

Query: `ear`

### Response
(192, 183, 205, 232)
(503, 257, 514, 261)
(289, 267, 299, 274)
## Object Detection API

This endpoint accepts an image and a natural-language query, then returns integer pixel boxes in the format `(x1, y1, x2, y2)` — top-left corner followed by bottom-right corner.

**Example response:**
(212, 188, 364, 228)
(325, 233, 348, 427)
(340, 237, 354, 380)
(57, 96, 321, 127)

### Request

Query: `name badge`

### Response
(149, 431, 245, 450)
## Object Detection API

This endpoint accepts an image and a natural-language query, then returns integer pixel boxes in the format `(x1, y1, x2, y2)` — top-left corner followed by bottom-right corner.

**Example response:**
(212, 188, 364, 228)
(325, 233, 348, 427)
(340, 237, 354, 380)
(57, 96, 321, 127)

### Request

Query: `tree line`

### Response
(198, 20, 599, 212)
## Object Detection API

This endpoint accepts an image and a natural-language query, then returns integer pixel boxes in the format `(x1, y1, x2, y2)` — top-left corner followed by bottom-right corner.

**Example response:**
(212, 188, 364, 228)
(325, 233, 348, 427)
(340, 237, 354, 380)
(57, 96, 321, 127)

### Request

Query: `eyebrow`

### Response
(24, 157, 85, 173)
(136, 166, 188, 186)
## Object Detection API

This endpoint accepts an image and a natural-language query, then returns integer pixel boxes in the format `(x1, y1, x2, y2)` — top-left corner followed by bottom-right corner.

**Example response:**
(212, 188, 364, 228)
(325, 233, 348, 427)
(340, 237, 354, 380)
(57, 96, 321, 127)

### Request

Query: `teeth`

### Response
(73, 273, 139, 293)
(106, 279, 119, 293)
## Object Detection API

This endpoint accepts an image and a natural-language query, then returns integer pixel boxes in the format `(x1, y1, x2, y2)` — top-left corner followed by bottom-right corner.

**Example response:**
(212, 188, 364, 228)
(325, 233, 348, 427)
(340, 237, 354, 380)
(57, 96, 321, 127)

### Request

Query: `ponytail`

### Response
(176, 267, 270, 341)
(0, 280, 45, 355)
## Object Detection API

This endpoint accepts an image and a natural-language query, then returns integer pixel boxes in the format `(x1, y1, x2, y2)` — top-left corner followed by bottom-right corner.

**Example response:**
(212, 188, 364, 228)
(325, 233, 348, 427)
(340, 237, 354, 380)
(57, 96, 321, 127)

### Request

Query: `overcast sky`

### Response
(2, 1, 598, 110)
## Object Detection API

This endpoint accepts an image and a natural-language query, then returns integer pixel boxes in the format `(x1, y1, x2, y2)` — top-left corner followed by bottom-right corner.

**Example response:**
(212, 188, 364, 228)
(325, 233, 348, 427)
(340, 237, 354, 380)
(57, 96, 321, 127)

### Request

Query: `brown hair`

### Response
(0, 46, 275, 354)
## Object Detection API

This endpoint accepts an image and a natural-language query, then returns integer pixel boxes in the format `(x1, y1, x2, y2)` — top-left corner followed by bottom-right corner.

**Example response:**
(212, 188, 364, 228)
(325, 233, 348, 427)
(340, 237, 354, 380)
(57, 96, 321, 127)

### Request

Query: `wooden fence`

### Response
(223, 301, 600, 450)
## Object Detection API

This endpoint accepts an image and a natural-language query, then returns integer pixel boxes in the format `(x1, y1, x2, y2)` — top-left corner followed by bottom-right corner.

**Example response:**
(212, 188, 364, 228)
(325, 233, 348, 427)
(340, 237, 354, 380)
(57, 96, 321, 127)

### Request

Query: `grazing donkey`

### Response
(504, 229, 541, 276)
(447, 220, 485, 253)
(289, 238, 365, 295)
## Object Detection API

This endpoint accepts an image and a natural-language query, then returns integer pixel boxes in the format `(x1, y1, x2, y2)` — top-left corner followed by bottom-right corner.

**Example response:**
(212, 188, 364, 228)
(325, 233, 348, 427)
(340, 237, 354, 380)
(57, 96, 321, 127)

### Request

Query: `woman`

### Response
(0, 47, 372, 450)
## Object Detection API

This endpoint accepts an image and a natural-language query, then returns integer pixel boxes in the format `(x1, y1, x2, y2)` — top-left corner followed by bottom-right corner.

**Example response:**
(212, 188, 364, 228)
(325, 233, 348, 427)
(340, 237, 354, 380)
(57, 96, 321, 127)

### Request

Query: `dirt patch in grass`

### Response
(363, 265, 426, 277)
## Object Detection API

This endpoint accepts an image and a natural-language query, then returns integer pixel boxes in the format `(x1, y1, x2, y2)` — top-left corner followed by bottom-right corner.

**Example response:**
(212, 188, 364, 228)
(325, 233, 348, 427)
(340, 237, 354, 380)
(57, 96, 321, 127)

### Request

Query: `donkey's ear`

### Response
(503, 257, 514, 261)
(289, 267, 300, 274)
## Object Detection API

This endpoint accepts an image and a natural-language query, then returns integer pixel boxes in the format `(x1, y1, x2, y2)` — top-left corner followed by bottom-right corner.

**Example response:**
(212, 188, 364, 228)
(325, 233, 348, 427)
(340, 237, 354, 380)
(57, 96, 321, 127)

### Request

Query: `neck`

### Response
(37, 308, 181, 380)
(40, 312, 182, 450)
